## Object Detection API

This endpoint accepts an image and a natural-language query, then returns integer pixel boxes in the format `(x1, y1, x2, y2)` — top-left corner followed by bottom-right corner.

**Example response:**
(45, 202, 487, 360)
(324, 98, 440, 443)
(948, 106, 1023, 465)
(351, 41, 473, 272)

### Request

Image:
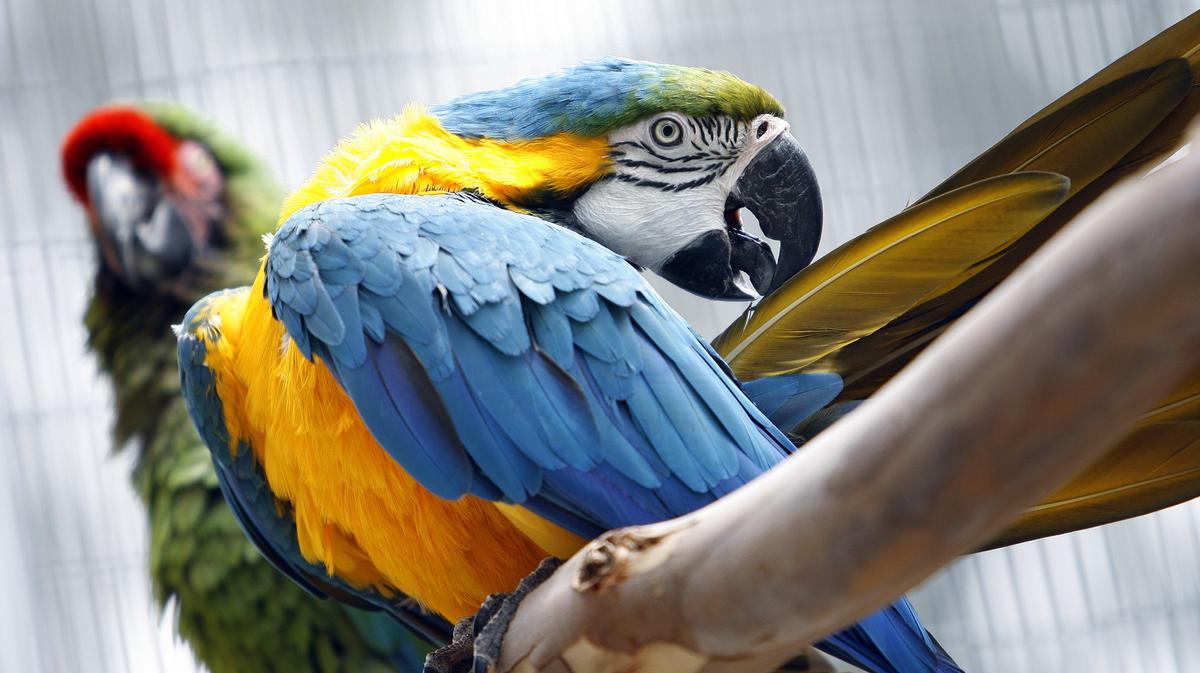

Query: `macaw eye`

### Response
(650, 118, 684, 148)
(179, 142, 217, 180)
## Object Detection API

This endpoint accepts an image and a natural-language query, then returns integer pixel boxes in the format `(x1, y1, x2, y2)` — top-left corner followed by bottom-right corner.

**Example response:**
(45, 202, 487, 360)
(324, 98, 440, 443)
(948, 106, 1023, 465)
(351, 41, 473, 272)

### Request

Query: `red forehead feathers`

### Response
(61, 106, 180, 205)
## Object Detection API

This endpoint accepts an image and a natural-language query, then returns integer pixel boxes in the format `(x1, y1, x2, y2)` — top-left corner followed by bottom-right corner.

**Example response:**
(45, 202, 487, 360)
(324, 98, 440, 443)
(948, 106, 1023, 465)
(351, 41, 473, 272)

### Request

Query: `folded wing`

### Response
(176, 295, 454, 644)
(265, 192, 793, 535)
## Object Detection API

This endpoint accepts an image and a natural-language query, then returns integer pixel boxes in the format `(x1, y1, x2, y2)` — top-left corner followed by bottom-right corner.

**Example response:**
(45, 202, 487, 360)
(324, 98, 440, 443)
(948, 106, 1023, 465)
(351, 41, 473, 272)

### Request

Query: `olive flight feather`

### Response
(716, 11, 1200, 548)
(712, 171, 1072, 379)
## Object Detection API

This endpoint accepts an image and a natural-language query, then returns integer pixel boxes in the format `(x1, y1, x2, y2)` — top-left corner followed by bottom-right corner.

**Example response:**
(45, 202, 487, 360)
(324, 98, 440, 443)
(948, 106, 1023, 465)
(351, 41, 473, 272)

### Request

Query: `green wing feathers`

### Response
(149, 400, 419, 673)
(715, 12, 1200, 547)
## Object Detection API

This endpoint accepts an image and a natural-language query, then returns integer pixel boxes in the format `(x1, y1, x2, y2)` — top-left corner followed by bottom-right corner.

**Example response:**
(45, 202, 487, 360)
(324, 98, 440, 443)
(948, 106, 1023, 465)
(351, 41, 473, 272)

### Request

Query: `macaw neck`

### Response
(279, 107, 612, 224)
(85, 268, 191, 452)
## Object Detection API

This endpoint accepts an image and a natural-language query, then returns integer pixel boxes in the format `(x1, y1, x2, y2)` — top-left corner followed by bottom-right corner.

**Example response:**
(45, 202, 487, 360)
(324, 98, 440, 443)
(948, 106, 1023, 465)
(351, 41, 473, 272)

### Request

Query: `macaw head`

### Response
(61, 105, 226, 291)
(432, 58, 822, 300)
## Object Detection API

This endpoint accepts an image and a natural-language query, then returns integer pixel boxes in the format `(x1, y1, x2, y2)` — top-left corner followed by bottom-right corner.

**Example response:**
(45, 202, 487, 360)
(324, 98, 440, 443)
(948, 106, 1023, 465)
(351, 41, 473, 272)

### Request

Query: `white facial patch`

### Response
(573, 175, 727, 270)
(571, 113, 787, 271)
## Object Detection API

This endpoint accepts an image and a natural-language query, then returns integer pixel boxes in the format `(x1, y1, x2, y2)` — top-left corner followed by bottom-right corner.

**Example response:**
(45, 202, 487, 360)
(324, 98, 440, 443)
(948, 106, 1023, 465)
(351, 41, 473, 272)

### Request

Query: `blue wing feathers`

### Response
(266, 193, 792, 507)
(569, 361, 662, 489)
(632, 335, 732, 485)
(525, 355, 602, 464)
(260, 193, 958, 673)
(434, 249, 474, 295)
(176, 307, 453, 644)
(627, 374, 710, 492)
(819, 599, 963, 673)
(427, 359, 540, 501)
(359, 295, 387, 342)
(443, 315, 593, 472)
(460, 295, 529, 355)
(741, 372, 844, 434)
(528, 303, 575, 368)
(510, 270, 556, 305)
(557, 287, 600, 321)
(333, 339, 475, 500)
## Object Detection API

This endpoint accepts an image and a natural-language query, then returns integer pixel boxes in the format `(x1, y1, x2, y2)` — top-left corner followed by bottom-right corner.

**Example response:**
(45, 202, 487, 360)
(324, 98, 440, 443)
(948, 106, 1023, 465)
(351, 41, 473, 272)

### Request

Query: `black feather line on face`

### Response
(614, 158, 714, 174)
(505, 182, 595, 236)
(612, 140, 712, 163)
(600, 115, 748, 196)
(610, 170, 721, 192)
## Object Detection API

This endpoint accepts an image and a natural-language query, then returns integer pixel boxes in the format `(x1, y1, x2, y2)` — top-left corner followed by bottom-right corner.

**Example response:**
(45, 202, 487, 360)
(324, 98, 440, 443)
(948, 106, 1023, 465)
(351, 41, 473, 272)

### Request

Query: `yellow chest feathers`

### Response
(201, 278, 585, 621)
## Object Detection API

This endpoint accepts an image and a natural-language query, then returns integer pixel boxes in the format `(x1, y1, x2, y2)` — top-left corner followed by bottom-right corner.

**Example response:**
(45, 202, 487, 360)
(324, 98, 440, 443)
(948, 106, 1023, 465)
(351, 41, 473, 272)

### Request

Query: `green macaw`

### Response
(60, 102, 428, 673)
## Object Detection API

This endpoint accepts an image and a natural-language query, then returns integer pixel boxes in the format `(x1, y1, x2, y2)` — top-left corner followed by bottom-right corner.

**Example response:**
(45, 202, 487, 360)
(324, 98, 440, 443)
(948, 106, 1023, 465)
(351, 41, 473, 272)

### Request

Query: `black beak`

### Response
(86, 153, 193, 288)
(658, 228, 765, 300)
(658, 132, 822, 301)
(732, 131, 823, 295)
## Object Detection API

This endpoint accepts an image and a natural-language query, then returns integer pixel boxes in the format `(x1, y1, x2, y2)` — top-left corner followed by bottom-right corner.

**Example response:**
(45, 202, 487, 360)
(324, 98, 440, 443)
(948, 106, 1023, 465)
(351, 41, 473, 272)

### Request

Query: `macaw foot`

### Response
(423, 616, 474, 673)
(423, 557, 563, 673)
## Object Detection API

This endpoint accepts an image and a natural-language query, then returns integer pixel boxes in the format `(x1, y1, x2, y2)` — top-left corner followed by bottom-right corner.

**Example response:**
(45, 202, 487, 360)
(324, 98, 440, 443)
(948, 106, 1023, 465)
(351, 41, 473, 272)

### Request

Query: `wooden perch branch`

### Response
(491, 134, 1200, 673)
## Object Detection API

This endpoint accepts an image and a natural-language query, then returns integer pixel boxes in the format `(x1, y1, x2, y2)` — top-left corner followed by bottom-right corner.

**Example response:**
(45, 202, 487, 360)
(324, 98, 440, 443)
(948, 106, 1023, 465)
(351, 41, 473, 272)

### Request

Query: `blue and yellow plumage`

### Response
(179, 58, 959, 672)
(179, 192, 950, 671)
(177, 21, 1200, 670)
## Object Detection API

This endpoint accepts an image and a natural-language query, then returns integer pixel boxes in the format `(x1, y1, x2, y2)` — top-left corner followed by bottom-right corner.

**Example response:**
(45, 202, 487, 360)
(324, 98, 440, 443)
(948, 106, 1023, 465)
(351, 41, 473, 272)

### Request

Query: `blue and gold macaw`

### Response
(179, 11, 1200, 672)
(178, 60, 961, 672)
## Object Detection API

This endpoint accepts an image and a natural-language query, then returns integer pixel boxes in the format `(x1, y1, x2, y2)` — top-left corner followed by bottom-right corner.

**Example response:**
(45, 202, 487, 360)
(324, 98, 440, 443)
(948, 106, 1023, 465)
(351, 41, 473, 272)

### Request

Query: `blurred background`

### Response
(2, 1, 1199, 672)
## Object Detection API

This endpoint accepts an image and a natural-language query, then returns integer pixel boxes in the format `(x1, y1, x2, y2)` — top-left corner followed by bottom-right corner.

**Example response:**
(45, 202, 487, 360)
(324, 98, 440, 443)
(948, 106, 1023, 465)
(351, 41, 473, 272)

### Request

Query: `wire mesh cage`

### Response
(1, 1, 1198, 672)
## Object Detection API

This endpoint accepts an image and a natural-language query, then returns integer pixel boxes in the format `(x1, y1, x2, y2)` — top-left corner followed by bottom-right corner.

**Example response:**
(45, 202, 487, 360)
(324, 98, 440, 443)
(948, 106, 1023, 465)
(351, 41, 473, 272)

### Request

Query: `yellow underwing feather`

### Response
(493, 503, 590, 560)
(717, 12, 1200, 548)
(990, 372, 1200, 548)
(814, 54, 1195, 402)
(921, 58, 1192, 201)
(711, 171, 1071, 380)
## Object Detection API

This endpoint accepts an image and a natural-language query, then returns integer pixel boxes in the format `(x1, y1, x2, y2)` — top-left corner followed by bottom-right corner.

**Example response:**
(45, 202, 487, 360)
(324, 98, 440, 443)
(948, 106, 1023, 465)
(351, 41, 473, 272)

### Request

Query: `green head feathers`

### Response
(433, 58, 783, 139)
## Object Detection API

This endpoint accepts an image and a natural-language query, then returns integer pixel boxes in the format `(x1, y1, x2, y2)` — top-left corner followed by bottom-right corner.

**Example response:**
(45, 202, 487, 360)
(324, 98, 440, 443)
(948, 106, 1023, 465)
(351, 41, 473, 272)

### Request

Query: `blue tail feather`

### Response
(816, 599, 963, 673)
(741, 372, 843, 432)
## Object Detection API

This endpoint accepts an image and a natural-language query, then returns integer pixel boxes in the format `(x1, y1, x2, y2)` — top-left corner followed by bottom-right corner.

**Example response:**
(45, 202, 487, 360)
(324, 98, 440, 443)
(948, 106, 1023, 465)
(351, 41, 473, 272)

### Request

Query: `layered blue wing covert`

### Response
(265, 193, 794, 535)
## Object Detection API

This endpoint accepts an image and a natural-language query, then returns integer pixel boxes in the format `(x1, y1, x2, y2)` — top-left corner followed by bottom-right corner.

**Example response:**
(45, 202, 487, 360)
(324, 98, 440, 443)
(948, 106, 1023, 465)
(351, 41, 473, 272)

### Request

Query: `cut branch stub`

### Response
(574, 519, 695, 595)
